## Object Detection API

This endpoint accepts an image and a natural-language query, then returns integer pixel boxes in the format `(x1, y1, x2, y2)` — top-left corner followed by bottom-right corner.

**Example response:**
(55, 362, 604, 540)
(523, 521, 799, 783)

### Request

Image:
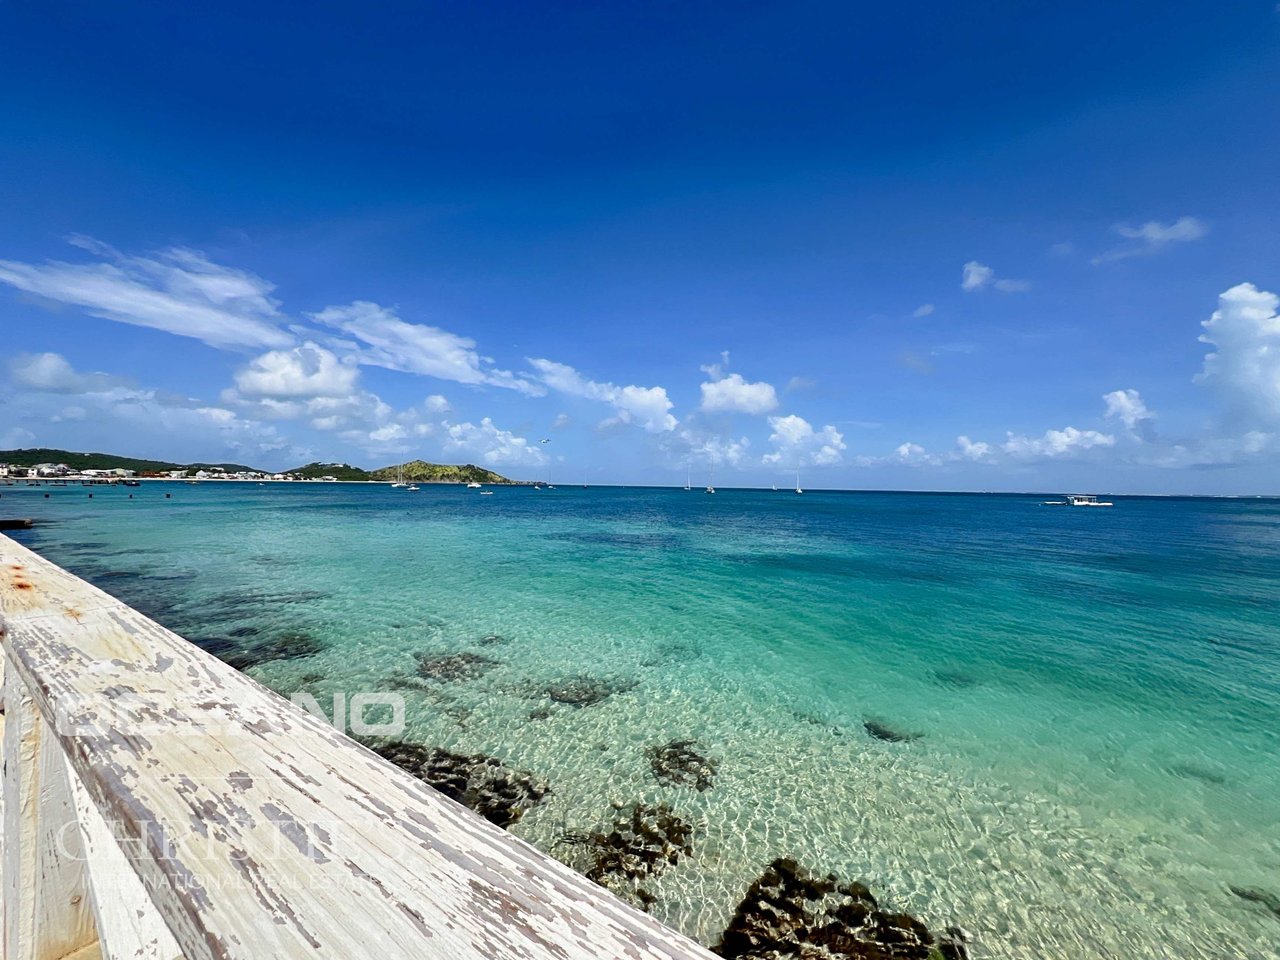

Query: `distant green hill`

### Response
(369, 460, 513, 484)
(286, 462, 374, 481)
(0, 448, 262, 474)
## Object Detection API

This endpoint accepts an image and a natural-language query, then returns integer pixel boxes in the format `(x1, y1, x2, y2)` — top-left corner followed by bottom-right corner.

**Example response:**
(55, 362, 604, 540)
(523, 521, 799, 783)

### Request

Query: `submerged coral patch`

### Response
(557, 802, 694, 910)
(863, 719, 923, 743)
(647, 738, 718, 791)
(416, 650, 499, 682)
(198, 630, 325, 670)
(714, 857, 964, 960)
(542, 674, 638, 707)
(373, 741, 550, 828)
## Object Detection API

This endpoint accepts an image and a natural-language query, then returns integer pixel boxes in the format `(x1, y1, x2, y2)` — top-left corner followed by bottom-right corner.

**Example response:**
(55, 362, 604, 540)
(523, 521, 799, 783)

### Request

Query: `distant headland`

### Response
(0, 448, 519, 484)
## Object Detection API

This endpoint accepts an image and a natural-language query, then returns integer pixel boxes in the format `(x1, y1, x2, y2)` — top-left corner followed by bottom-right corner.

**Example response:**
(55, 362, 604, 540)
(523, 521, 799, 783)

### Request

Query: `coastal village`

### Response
(0, 461, 341, 482)
(0, 450, 518, 485)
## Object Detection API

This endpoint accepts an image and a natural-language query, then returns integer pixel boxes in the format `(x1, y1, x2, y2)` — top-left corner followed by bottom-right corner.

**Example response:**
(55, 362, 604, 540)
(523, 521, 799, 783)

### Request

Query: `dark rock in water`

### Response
(199, 630, 325, 670)
(932, 670, 979, 690)
(543, 674, 638, 707)
(863, 719, 923, 743)
(416, 651, 499, 682)
(228, 625, 261, 638)
(557, 802, 694, 909)
(478, 633, 508, 646)
(1229, 885, 1280, 918)
(374, 741, 550, 828)
(714, 857, 941, 960)
(528, 706, 553, 721)
(299, 672, 325, 684)
(647, 738, 718, 791)
(937, 926, 970, 960)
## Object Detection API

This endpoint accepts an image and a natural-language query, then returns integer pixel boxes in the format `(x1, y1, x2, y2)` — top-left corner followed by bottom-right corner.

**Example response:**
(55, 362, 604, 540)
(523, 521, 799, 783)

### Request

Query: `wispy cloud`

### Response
(311, 301, 543, 396)
(1092, 216, 1206, 264)
(0, 238, 291, 349)
(961, 261, 1030, 293)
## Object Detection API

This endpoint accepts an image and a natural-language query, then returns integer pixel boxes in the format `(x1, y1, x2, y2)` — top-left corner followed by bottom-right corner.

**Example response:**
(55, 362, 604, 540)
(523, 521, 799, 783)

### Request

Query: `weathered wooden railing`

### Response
(0, 534, 715, 960)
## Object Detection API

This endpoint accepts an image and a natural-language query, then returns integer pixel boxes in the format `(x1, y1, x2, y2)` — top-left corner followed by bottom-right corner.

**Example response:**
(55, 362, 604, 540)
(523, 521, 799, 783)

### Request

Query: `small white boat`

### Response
(479, 490, 494, 496)
(795, 466, 803, 495)
(705, 485, 715, 494)
(407, 485, 420, 492)
(1043, 494, 1114, 507)
(466, 481, 482, 488)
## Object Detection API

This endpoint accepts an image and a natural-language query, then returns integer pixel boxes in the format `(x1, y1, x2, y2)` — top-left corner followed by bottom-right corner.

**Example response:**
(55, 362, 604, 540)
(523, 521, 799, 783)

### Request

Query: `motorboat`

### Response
(467, 481, 482, 488)
(1043, 494, 1114, 507)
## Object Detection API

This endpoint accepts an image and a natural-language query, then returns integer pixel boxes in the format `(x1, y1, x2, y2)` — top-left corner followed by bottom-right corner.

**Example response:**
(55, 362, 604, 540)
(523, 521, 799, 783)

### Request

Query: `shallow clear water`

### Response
(5, 481, 1280, 958)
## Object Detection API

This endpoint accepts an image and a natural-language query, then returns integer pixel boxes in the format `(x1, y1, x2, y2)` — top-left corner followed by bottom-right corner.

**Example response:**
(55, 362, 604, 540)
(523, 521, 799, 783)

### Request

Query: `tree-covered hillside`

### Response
(0, 448, 261, 473)
(369, 460, 513, 483)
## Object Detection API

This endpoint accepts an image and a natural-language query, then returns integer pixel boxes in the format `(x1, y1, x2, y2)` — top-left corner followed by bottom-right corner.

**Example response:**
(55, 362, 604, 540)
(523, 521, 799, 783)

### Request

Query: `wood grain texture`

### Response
(67, 759, 184, 960)
(3, 659, 99, 960)
(0, 534, 716, 960)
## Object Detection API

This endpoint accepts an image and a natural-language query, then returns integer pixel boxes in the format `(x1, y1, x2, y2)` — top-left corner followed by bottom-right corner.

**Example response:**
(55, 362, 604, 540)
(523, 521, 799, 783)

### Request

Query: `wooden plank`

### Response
(2, 652, 100, 960)
(0, 534, 716, 960)
(66, 758, 183, 960)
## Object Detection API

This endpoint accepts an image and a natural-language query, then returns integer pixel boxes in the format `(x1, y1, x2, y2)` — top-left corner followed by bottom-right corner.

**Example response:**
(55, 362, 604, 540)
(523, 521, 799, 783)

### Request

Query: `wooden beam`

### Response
(2, 654, 99, 960)
(65, 759, 183, 960)
(0, 534, 715, 960)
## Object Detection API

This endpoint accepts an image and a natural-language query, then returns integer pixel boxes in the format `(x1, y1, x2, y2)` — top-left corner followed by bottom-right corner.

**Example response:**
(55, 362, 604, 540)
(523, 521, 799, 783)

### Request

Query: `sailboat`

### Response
(391, 463, 409, 488)
(684, 464, 691, 491)
(795, 466, 803, 495)
(705, 462, 715, 494)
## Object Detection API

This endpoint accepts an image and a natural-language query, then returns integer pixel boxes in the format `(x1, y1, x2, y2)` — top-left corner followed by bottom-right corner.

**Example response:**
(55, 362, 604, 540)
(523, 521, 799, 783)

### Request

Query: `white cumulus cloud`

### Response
(231, 343, 359, 399)
(527, 358, 677, 433)
(762, 414, 846, 466)
(442, 418, 548, 467)
(1194, 282, 1280, 428)
(699, 372, 779, 415)
(955, 435, 993, 461)
(1003, 426, 1116, 459)
(9, 352, 132, 394)
(1102, 388, 1156, 434)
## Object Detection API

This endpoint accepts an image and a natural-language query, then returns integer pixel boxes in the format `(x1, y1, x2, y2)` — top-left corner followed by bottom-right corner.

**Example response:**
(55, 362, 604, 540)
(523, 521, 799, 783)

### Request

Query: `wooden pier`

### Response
(0, 533, 716, 960)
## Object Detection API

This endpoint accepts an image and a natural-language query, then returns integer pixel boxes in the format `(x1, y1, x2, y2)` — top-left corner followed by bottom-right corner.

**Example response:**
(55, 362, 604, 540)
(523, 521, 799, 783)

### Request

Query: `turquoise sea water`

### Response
(4, 481, 1279, 958)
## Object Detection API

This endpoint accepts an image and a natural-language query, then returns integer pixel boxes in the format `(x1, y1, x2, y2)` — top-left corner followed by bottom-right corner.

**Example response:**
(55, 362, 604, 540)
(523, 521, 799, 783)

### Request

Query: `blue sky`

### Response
(2, 2, 1279, 492)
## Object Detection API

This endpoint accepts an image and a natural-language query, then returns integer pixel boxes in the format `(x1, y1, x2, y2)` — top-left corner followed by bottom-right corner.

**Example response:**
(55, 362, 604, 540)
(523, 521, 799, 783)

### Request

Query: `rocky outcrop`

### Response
(863, 719, 923, 743)
(542, 674, 638, 707)
(199, 629, 325, 670)
(647, 738, 718, 791)
(416, 650, 499, 681)
(557, 802, 694, 911)
(374, 741, 550, 828)
(714, 858, 965, 960)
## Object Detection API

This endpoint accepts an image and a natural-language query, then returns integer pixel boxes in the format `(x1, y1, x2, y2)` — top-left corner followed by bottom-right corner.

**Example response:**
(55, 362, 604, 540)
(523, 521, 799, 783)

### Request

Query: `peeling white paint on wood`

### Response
(67, 759, 184, 960)
(3, 655, 99, 960)
(0, 534, 717, 960)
